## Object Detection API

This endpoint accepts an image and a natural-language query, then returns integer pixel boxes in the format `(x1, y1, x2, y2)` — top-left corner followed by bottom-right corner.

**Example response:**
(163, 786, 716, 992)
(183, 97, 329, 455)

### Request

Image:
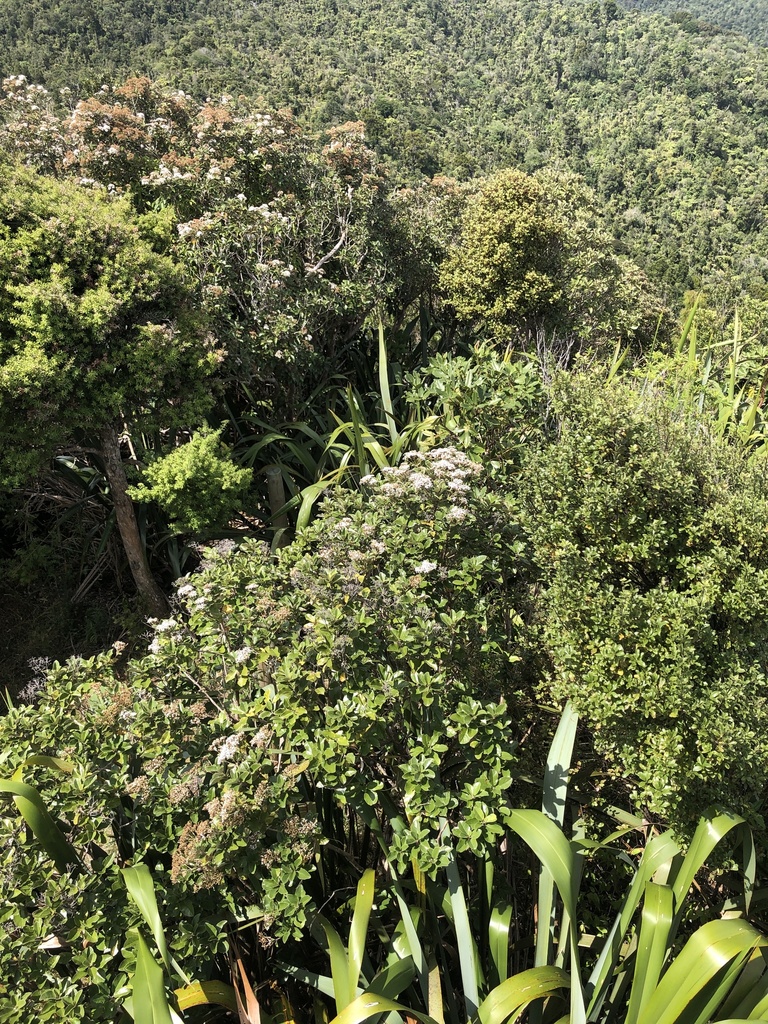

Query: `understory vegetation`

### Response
(3, 3, 768, 1018)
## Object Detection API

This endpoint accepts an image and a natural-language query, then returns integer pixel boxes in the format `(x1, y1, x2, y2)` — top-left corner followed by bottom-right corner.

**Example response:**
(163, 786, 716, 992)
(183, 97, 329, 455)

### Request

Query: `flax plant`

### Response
(283, 706, 768, 1024)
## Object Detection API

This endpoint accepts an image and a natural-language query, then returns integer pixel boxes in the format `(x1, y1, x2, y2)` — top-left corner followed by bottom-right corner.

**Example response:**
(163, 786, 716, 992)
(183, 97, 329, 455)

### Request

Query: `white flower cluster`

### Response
(2, 76, 49, 104)
(215, 733, 242, 764)
(364, 448, 482, 503)
(143, 162, 194, 186)
(176, 213, 218, 239)
(234, 646, 252, 665)
(247, 202, 290, 226)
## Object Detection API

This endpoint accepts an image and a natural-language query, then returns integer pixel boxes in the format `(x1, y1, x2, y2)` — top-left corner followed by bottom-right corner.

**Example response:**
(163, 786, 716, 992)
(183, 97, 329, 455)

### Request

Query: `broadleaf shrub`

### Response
(520, 370, 768, 829)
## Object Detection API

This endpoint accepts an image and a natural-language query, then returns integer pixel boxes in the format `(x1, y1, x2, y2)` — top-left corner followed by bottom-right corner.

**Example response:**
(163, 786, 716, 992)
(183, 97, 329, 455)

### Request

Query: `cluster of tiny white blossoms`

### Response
(360, 447, 482, 504)
(147, 616, 184, 655)
(214, 732, 242, 765)
(246, 202, 291, 227)
(2, 76, 49, 106)
(176, 213, 219, 239)
(174, 577, 215, 613)
(234, 646, 252, 665)
(142, 161, 195, 186)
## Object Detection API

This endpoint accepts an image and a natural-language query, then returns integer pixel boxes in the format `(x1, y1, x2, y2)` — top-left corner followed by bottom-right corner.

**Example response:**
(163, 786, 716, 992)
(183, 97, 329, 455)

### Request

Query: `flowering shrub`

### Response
(0, 77, 435, 419)
(0, 445, 530, 1019)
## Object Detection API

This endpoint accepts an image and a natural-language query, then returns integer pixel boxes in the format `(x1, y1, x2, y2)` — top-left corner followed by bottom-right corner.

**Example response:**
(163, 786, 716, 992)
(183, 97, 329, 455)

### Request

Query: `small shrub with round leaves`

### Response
(520, 370, 768, 832)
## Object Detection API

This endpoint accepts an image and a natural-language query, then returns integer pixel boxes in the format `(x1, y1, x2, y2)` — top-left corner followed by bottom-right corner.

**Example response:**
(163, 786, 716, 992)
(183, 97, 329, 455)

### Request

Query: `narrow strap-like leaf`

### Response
(328, 991, 440, 1024)
(348, 870, 376, 994)
(625, 882, 674, 1024)
(715, 949, 768, 1020)
(446, 845, 481, 1019)
(0, 778, 79, 872)
(130, 929, 174, 1024)
(175, 980, 239, 1013)
(317, 915, 356, 1012)
(489, 901, 514, 986)
(636, 918, 767, 1024)
(122, 864, 171, 973)
(378, 319, 398, 446)
(474, 966, 570, 1024)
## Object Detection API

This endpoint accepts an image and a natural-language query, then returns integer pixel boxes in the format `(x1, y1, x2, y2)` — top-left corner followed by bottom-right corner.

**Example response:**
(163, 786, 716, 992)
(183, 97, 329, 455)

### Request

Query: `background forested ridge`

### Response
(3, 0, 768, 307)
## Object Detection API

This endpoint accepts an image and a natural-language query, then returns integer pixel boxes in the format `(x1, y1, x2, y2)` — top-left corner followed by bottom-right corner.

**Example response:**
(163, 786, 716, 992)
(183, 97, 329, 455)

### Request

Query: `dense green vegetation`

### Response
(626, 0, 768, 46)
(3, 0, 768, 310)
(3, 0, 768, 1019)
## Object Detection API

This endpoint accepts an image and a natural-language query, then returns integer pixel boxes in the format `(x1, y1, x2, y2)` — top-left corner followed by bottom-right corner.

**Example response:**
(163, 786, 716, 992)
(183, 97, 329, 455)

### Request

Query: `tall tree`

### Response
(0, 162, 216, 615)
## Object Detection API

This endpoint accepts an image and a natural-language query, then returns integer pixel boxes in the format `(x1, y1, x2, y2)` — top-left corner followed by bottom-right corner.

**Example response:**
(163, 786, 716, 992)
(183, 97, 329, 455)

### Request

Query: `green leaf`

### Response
(505, 810, 585, 1024)
(122, 864, 171, 974)
(378, 319, 397, 446)
(489, 901, 514, 986)
(349, 870, 376, 994)
(130, 929, 174, 1024)
(316, 914, 356, 1012)
(0, 778, 79, 872)
(636, 918, 768, 1024)
(625, 882, 674, 1024)
(175, 980, 239, 1013)
(586, 831, 679, 1016)
(537, 703, 578, 969)
(445, 839, 481, 1019)
(474, 966, 570, 1024)
(328, 991, 439, 1024)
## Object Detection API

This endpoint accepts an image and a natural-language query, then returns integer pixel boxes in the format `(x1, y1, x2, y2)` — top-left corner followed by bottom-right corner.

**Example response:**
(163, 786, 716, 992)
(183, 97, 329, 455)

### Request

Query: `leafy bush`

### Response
(438, 169, 665, 350)
(405, 342, 544, 480)
(129, 427, 251, 534)
(0, 445, 530, 1018)
(521, 369, 768, 830)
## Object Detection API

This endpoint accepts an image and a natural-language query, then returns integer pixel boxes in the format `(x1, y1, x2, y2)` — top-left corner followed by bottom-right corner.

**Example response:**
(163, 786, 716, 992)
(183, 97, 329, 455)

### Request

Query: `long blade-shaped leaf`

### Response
(625, 882, 674, 1024)
(537, 704, 578, 969)
(489, 902, 514, 986)
(317, 915, 356, 1012)
(506, 810, 578, 933)
(636, 918, 767, 1024)
(474, 966, 570, 1024)
(367, 956, 417, 999)
(349, 870, 376, 994)
(329, 992, 439, 1024)
(586, 831, 680, 1016)
(716, 950, 768, 1020)
(175, 980, 239, 1013)
(122, 864, 171, 973)
(130, 929, 174, 1024)
(445, 842, 481, 1019)
(11, 756, 74, 780)
(671, 813, 746, 912)
(278, 962, 337, 998)
(0, 778, 79, 871)
(506, 809, 585, 1024)
(378, 320, 398, 446)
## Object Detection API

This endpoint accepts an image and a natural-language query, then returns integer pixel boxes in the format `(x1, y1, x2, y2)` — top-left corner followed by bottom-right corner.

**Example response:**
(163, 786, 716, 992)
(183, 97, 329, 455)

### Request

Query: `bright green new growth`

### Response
(0, 162, 215, 485)
(439, 168, 664, 350)
(129, 427, 251, 533)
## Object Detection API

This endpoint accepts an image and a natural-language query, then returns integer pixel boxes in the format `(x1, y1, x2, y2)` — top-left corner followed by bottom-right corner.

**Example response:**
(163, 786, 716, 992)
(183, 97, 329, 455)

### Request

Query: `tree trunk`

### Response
(99, 424, 169, 618)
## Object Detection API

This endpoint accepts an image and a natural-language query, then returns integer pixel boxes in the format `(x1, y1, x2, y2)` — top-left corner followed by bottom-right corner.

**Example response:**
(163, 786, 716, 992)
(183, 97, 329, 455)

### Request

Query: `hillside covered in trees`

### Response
(2, 0, 768, 308)
(4, 1, 768, 1022)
